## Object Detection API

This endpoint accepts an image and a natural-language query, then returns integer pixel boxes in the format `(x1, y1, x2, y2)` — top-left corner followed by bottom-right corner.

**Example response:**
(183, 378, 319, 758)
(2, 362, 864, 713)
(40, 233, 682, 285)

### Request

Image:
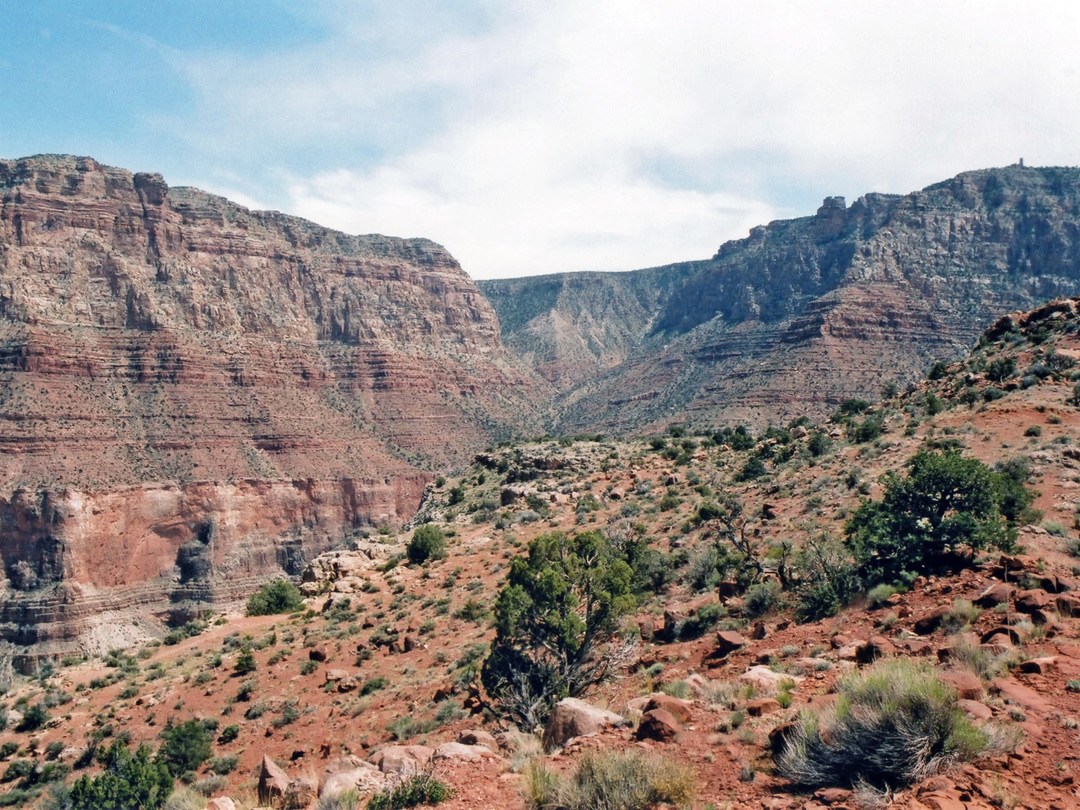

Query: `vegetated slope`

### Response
(480, 165, 1080, 433)
(6, 298, 1080, 810)
(0, 155, 543, 668)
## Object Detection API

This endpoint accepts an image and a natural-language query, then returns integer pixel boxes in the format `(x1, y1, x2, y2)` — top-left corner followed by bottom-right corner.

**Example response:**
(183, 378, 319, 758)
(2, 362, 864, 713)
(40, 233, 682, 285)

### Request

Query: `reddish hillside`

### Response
(3, 298, 1080, 809)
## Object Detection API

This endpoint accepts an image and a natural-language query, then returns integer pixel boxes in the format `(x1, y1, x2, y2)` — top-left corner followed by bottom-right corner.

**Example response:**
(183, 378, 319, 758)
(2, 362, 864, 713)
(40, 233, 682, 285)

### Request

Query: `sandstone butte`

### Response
(0, 155, 542, 671)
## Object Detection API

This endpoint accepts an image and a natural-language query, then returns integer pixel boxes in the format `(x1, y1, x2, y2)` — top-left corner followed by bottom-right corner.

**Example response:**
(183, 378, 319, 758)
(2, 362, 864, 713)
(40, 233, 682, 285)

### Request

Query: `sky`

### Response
(1, 1, 1078, 279)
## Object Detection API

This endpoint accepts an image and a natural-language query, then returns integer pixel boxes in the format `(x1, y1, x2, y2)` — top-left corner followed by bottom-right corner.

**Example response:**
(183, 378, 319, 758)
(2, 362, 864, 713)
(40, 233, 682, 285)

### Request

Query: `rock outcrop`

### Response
(0, 155, 541, 668)
(480, 165, 1080, 431)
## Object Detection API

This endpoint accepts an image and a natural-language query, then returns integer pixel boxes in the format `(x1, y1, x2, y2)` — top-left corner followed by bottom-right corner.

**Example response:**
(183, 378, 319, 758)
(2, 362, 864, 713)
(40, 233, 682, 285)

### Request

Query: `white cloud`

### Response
(167, 0, 1080, 278)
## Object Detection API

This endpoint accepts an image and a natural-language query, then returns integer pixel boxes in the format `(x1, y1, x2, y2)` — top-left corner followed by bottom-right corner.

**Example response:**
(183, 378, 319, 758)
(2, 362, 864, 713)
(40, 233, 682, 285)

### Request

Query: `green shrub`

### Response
(216, 725, 239, 744)
(233, 648, 256, 675)
(163, 785, 207, 810)
(865, 584, 897, 609)
(317, 788, 363, 810)
(481, 531, 634, 729)
(743, 581, 782, 618)
(678, 602, 727, 639)
(406, 525, 447, 564)
(156, 719, 212, 777)
(943, 598, 980, 633)
(207, 755, 238, 775)
(793, 536, 860, 622)
(68, 741, 173, 810)
(453, 598, 488, 623)
(525, 750, 694, 810)
(849, 415, 883, 443)
(928, 361, 949, 380)
(735, 456, 767, 481)
(774, 660, 987, 789)
(360, 677, 388, 696)
(246, 580, 304, 616)
(986, 356, 1016, 383)
(367, 771, 453, 810)
(17, 703, 48, 732)
(845, 450, 1024, 586)
(807, 432, 830, 458)
(837, 399, 871, 416)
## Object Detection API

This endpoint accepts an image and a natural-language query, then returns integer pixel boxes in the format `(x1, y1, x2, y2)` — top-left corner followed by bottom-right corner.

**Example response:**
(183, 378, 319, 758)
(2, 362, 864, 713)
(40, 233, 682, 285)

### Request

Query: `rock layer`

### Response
(0, 155, 539, 667)
(481, 165, 1080, 431)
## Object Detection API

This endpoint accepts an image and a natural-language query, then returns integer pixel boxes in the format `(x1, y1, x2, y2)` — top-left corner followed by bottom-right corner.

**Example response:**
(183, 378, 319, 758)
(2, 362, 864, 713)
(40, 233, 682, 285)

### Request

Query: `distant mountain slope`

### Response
(480, 165, 1080, 432)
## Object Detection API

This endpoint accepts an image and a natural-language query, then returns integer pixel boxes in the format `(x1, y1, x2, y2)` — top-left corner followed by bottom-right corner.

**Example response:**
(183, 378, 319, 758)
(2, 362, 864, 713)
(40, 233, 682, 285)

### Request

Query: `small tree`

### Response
(481, 531, 634, 729)
(407, 524, 448, 564)
(233, 647, 256, 676)
(845, 450, 1021, 586)
(69, 741, 172, 810)
(695, 492, 765, 589)
(246, 579, 304, 616)
(156, 719, 213, 778)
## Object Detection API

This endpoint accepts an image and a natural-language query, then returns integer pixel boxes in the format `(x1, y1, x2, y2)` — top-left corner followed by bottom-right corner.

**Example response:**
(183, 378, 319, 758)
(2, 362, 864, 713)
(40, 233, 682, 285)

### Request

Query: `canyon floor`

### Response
(4, 302, 1080, 809)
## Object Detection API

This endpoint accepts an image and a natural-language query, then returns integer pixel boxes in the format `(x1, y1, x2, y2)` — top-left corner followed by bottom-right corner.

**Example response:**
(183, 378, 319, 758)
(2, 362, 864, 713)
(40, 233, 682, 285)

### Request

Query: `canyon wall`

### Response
(481, 166, 1080, 432)
(0, 155, 540, 667)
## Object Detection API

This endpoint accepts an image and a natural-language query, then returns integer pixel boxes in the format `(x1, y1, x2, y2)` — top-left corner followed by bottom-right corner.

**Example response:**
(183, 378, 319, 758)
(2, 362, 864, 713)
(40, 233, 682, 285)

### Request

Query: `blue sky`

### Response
(2, 1, 1078, 279)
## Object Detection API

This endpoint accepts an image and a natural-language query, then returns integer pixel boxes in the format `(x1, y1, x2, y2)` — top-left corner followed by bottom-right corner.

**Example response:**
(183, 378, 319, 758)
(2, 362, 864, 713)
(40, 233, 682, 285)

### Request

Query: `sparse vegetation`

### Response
(524, 750, 694, 810)
(481, 530, 634, 728)
(845, 450, 1027, 586)
(407, 524, 448, 564)
(246, 579, 305, 616)
(774, 659, 991, 789)
(367, 771, 453, 810)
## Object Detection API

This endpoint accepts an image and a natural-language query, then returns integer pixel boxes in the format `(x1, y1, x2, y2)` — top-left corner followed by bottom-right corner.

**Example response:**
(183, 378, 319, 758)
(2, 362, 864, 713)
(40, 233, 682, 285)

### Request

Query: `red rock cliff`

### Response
(0, 154, 539, 667)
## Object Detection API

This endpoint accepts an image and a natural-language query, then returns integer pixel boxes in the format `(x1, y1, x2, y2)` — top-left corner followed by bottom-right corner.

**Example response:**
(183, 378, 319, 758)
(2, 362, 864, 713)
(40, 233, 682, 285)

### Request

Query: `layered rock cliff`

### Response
(480, 165, 1080, 431)
(0, 155, 540, 667)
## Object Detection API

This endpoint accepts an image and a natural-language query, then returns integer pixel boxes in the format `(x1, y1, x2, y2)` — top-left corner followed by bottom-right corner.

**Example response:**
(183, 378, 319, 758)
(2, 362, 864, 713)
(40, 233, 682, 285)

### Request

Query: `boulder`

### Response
(856, 635, 896, 664)
(309, 645, 330, 662)
(206, 799, 237, 810)
(1018, 656, 1057, 675)
(320, 765, 385, 798)
(914, 605, 952, 635)
(715, 629, 747, 655)
(974, 582, 1012, 607)
(542, 697, 625, 750)
(258, 755, 290, 804)
(433, 741, 493, 762)
(1057, 593, 1080, 618)
(369, 745, 434, 775)
(684, 673, 709, 698)
(939, 669, 983, 700)
(745, 698, 782, 717)
(643, 694, 692, 724)
(284, 777, 317, 809)
(320, 755, 367, 783)
(992, 677, 1054, 714)
(814, 787, 853, 805)
(1015, 589, 1053, 614)
(458, 729, 499, 749)
(636, 708, 680, 741)
(662, 609, 687, 641)
(957, 700, 994, 721)
(978, 626, 1022, 646)
(738, 666, 803, 692)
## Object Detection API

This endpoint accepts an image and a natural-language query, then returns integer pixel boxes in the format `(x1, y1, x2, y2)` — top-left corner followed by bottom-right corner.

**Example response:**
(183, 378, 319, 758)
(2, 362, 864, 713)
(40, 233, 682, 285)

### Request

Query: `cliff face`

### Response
(0, 155, 540, 667)
(480, 166, 1080, 431)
